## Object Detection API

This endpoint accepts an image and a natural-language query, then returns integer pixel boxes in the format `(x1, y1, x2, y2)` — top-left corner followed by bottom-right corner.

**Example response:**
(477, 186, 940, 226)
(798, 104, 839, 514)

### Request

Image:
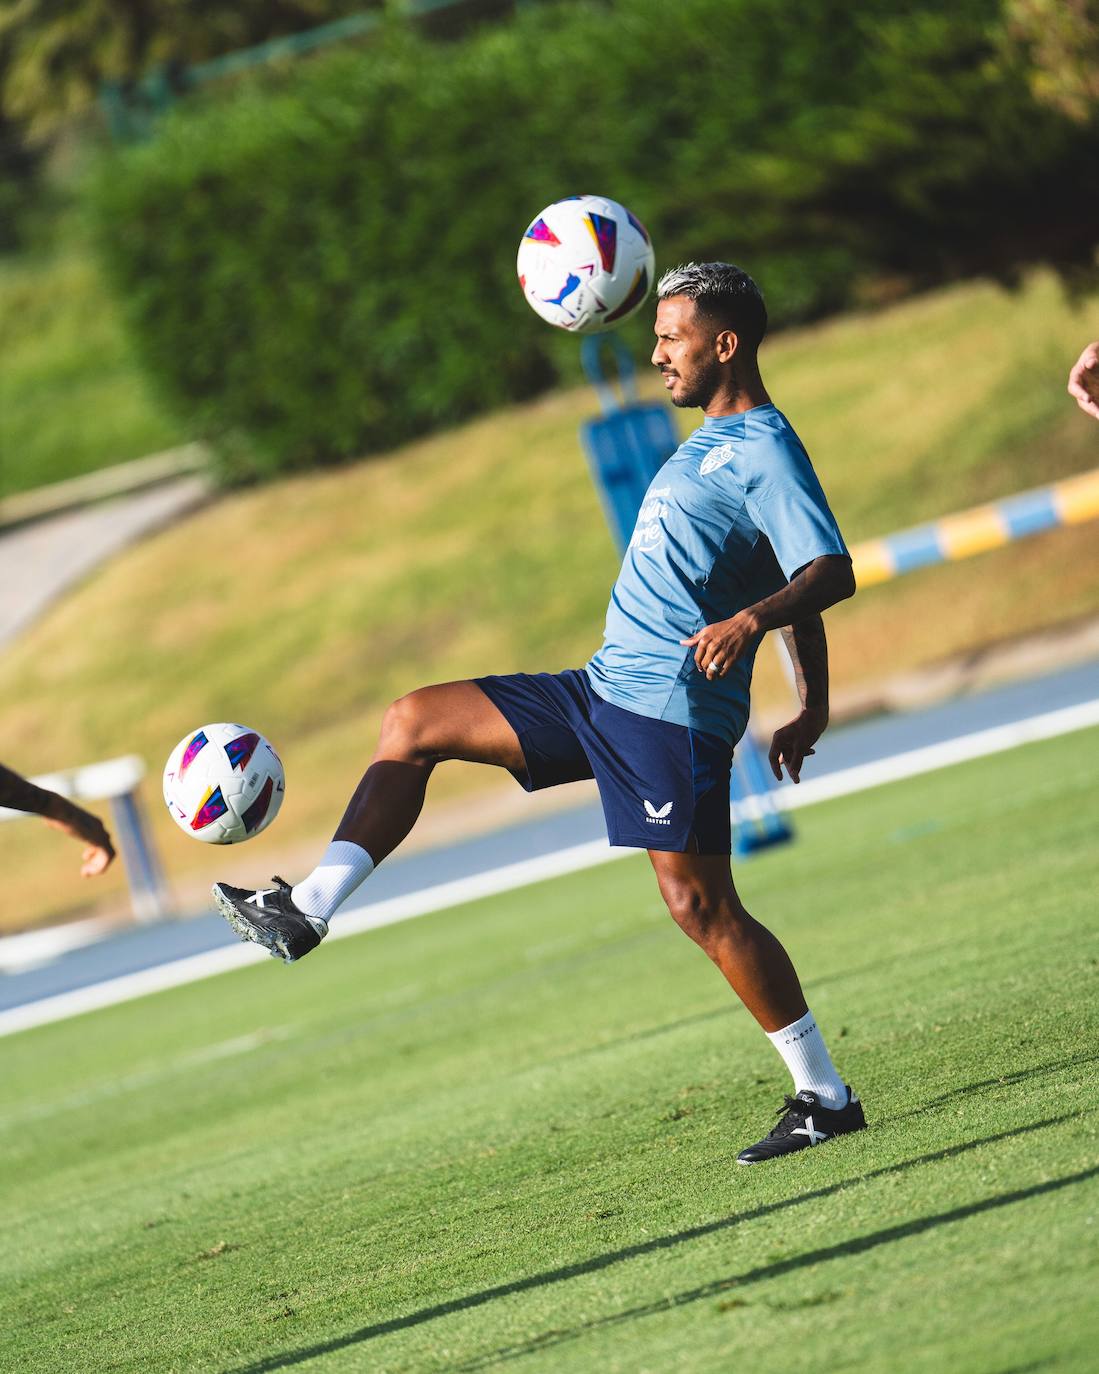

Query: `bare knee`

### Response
(378, 691, 440, 764)
(661, 879, 748, 960)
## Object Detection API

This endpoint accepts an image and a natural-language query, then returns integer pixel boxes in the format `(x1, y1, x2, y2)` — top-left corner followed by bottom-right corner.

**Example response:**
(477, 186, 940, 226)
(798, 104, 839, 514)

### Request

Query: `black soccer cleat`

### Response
(212, 876, 328, 963)
(736, 1087, 866, 1165)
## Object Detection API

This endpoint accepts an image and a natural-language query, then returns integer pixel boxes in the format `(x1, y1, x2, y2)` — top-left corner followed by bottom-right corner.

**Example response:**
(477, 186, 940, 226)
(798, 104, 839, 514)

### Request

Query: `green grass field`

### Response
(4, 729, 1097, 1373)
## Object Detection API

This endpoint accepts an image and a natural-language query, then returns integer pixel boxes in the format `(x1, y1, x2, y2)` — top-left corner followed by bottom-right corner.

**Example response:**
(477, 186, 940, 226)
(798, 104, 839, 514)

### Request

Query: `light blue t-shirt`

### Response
(585, 404, 848, 746)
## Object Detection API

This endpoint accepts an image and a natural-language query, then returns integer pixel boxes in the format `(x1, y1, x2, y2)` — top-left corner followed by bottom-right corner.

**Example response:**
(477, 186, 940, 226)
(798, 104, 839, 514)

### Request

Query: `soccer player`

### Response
(0, 761, 115, 876)
(1067, 340, 1099, 420)
(214, 262, 866, 1164)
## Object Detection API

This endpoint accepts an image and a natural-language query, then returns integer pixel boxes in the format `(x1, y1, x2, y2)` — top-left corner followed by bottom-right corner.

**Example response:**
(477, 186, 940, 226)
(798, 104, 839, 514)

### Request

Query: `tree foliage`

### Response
(0, 0, 375, 137)
(1004, 0, 1099, 123)
(88, 0, 1099, 481)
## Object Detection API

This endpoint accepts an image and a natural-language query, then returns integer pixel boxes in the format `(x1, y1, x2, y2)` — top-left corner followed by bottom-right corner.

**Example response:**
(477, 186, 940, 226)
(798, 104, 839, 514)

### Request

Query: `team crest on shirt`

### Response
(700, 443, 736, 476)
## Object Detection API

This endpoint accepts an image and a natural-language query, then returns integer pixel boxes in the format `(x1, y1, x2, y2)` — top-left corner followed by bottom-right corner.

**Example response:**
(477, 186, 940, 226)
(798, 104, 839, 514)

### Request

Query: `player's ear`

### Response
(714, 329, 739, 363)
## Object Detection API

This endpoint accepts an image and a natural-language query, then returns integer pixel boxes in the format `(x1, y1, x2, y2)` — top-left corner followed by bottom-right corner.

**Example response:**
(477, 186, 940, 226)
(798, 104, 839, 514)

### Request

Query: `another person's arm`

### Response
(1068, 342, 1099, 420)
(0, 762, 116, 876)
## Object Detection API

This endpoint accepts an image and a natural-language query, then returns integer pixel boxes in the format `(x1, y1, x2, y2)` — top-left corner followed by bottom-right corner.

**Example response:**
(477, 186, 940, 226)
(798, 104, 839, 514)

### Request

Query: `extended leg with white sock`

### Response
(766, 1009, 847, 1110)
(292, 840, 375, 924)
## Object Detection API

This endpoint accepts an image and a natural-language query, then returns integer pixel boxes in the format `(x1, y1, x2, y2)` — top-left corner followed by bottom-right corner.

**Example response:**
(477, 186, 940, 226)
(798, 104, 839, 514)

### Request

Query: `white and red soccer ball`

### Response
(517, 194, 655, 334)
(163, 723, 284, 844)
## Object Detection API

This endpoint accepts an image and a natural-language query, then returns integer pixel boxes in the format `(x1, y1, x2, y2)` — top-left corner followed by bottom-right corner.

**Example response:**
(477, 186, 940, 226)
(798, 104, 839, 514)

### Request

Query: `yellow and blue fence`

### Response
(851, 467, 1099, 587)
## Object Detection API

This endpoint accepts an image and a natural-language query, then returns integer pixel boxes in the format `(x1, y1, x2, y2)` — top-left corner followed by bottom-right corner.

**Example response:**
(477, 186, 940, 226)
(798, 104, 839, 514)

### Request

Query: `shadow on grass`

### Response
(545, 946, 944, 1068)
(225, 1112, 1084, 1374)
(549, 937, 978, 1068)
(448, 1164, 1099, 1371)
(900, 1051, 1099, 1117)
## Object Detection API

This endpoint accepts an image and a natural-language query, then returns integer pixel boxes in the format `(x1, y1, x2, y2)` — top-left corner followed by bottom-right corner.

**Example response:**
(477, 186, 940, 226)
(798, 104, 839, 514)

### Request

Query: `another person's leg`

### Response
(649, 849, 864, 1162)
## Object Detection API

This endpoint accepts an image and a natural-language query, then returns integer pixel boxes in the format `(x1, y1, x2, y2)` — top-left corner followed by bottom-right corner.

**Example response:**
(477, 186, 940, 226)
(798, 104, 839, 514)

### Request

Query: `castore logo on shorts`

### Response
(644, 800, 673, 824)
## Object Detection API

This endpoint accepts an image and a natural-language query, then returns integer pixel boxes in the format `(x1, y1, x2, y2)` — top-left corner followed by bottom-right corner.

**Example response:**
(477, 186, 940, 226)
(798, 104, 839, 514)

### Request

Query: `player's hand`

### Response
(768, 706, 828, 784)
(681, 612, 760, 679)
(44, 803, 116, 877)
(1068, 342, 1099, 420)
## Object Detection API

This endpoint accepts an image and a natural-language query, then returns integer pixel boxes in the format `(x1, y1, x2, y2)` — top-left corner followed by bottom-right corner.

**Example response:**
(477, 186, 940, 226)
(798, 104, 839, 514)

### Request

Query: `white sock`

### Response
(766, 1009, 847, 1110)
(292, 841, 375, 924)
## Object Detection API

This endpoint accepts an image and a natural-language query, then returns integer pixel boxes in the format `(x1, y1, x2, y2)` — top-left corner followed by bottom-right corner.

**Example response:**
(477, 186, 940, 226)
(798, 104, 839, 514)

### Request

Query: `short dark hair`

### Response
(656, 261, 768, 350)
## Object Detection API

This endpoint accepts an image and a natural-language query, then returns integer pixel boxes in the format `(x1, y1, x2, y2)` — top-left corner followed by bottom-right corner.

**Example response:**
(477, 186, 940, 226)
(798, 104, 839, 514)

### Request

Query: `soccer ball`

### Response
(517, 194, 655, 334)
(163, 723, 285, 844)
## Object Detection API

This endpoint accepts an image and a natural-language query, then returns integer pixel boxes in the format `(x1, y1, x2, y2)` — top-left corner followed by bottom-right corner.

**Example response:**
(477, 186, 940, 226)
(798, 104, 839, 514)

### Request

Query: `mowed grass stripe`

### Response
(2, 729, 1097, 1373)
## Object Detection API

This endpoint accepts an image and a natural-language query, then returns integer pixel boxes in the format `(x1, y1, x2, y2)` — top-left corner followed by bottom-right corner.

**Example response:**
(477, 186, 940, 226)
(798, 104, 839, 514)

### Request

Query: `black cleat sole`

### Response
(212, 884, 297, 962)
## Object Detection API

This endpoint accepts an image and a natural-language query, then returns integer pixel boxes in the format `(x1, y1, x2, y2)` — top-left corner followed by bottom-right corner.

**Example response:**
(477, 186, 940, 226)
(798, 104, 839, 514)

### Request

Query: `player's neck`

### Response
(702, 367, 771, 417)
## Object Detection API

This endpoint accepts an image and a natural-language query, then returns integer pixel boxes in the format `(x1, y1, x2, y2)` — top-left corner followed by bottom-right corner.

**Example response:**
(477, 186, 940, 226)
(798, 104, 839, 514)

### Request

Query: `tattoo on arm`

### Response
(780, 614, 829, 712)
(744, 555, 855, 635)
(0, 763, 62, 819)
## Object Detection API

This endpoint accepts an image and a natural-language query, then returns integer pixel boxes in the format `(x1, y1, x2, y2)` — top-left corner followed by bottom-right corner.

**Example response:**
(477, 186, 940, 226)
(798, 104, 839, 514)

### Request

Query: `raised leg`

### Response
(213, 682, 525, 958)
(332, 681, 525, 864)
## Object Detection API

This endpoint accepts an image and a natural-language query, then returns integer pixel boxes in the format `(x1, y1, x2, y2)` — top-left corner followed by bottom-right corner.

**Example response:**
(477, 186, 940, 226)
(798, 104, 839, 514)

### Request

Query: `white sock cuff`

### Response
(766, 1010, 820, 1049)
(766, 1008, 847, 1110)
(323, 839, 374, 872)
(292, 841, 375, 924)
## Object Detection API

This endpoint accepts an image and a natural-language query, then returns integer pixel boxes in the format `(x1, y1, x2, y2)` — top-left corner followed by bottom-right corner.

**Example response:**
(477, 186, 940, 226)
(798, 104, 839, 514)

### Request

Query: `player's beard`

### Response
(668, 356, 731, 409)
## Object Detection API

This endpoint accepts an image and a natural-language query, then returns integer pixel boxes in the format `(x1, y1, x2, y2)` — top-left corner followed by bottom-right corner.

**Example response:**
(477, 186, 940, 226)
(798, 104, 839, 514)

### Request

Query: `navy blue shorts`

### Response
(475, 669, 733, 854)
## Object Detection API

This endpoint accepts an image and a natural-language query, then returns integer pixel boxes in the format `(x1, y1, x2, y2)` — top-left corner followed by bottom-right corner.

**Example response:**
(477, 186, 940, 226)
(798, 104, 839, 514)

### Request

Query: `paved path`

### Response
(2, 655, 1096, 1016)
(0, 476, 211, 648)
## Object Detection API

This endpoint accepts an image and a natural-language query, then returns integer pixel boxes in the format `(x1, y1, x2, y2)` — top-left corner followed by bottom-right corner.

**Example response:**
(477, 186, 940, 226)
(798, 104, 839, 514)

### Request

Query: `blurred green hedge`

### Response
(89, 0, 1099, 481)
